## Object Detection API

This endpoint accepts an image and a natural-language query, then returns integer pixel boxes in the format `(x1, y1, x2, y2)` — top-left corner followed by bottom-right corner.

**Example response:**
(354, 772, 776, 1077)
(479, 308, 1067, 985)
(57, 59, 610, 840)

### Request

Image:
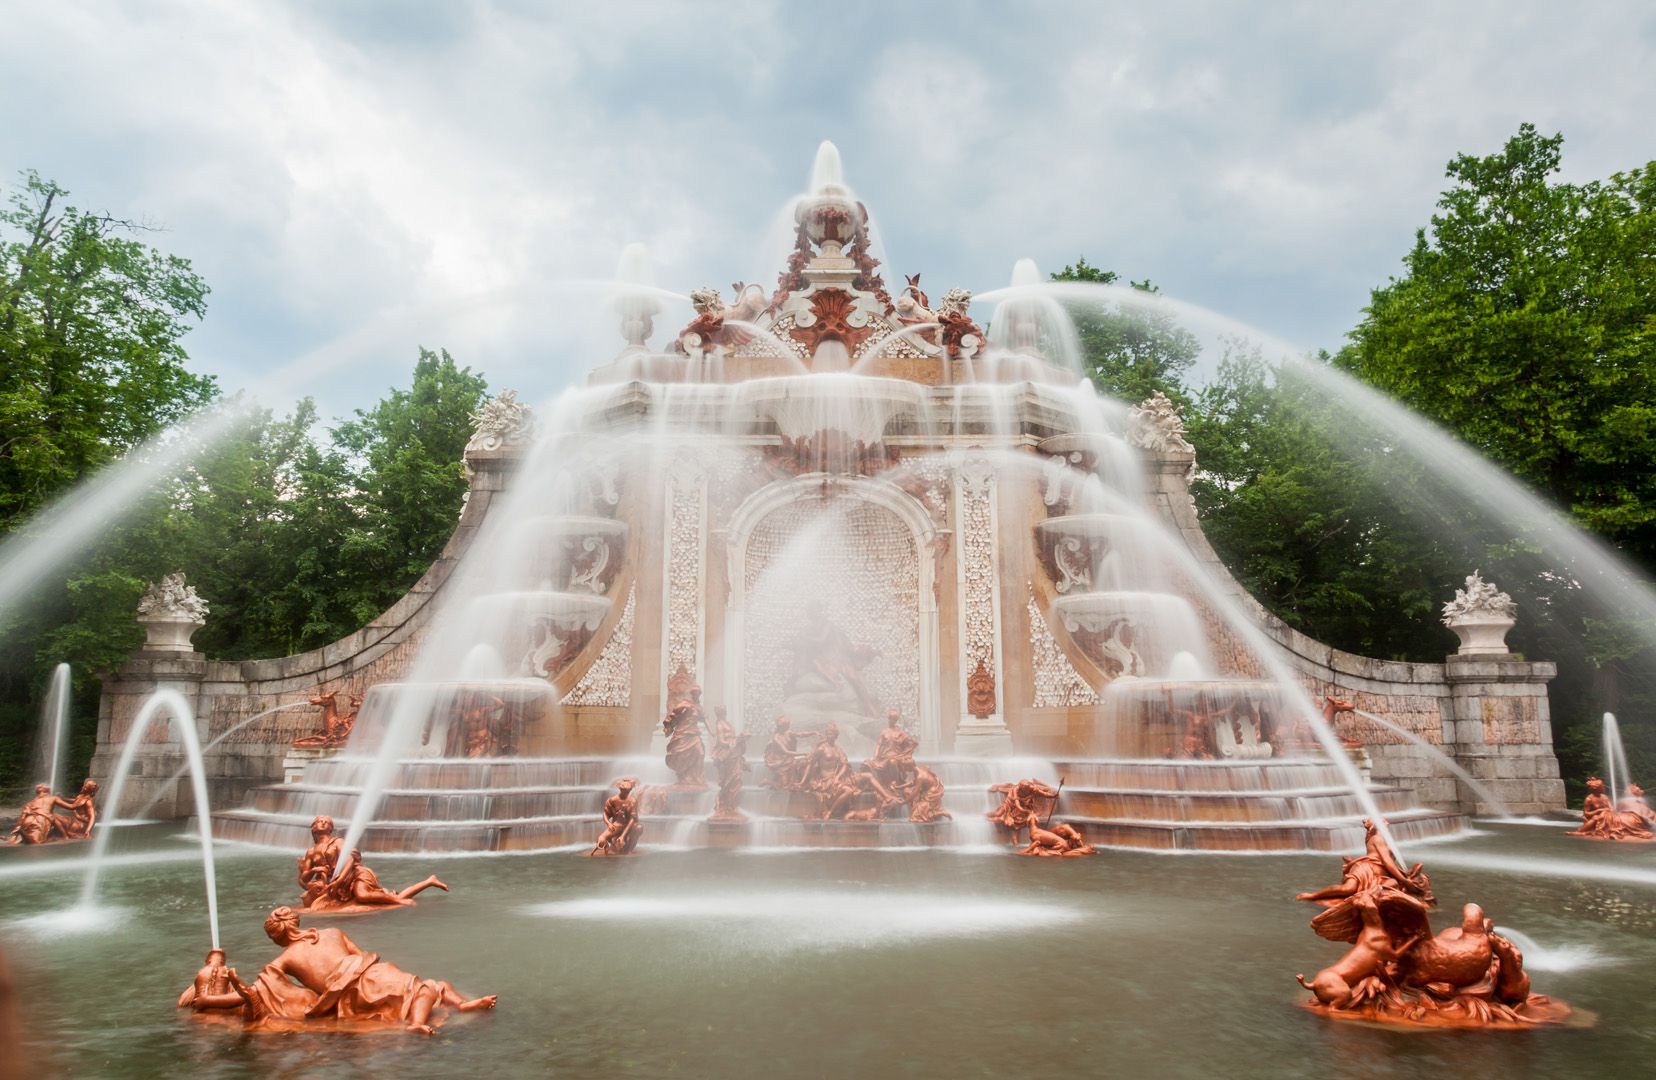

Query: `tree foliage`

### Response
(1338, 124, 1656, 565)
(0, 171, 215, 530)
(0, 171, 489, 797)
(1050, 257, 1200, 405)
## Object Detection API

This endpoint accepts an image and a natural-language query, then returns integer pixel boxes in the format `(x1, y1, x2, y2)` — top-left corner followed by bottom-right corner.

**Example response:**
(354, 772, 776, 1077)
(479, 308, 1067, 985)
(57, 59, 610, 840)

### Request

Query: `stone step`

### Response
(1064, 808, 1464, 853)
(1051, 759, 1354, 792)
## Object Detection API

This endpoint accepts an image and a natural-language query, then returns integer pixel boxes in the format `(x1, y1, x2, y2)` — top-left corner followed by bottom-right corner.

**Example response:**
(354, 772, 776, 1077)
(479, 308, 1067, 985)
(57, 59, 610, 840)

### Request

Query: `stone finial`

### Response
(1442, 570, 1517, 655)
(467, 389, 535, 453)
(137, 572, 208, 624)
(136, 572, 208, 652)
(1126, 392, 1194, 455)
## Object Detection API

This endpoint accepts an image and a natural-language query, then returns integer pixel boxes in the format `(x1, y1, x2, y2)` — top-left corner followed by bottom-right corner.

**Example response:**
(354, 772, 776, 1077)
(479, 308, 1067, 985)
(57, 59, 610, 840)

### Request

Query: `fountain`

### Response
(52, 143, 1562, 862)
(1294, 818, 1574, 1029)
(3, 141, 1644, 1074)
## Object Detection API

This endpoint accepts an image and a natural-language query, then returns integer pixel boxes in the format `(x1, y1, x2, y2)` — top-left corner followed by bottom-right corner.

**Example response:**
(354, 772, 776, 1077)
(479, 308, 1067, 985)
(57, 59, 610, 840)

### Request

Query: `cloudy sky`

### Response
(3, 1, 1652, 421)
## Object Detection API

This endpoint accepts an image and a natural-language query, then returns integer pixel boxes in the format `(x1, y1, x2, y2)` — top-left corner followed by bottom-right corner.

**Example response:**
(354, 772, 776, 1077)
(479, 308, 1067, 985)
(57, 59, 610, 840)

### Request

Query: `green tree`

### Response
(0, 170, 215, 529)
(1338, 125, 1656, 564)
(1052, 257, 1200, 405)
(1184, 344, 1460, 660)
(329, 348, 488, 625)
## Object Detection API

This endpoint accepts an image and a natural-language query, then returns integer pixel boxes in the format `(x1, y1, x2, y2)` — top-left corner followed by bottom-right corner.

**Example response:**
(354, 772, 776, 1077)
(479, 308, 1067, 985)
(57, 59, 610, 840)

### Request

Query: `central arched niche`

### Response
(725, 477, 940, 757)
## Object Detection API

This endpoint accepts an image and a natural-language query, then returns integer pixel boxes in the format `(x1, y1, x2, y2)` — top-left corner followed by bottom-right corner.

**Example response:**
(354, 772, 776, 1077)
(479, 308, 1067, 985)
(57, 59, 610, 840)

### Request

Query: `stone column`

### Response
(1439, 572, 1564, 814)
(954, 454, 1012, 755)
(91, 573, 210, 818)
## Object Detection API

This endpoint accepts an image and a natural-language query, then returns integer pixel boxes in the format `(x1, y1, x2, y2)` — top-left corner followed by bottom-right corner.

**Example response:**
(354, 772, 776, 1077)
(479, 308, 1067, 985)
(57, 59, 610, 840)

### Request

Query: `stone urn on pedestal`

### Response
(1442, 571, 1517, 656)
(136, 572, 209, 653)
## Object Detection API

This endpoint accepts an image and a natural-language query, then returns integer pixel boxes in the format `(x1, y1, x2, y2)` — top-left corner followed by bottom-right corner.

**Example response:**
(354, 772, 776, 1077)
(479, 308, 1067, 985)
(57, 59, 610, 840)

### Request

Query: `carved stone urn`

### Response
(1441, 571, 1517, 656)
(135, 572, 209, 653)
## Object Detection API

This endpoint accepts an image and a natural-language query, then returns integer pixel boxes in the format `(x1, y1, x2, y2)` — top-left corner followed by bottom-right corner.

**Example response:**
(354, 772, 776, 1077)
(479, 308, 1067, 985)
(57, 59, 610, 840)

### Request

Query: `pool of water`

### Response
(2, 823, 1653, 1078)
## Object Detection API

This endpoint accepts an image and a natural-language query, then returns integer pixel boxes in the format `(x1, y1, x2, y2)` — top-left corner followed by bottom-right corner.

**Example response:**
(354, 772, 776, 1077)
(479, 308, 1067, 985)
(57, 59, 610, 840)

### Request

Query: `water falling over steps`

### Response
(206, 753, 1461, 855)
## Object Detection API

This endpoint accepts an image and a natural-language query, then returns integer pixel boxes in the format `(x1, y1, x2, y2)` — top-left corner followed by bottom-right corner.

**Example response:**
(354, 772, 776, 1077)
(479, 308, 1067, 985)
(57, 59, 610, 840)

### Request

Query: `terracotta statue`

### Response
(708, 712, 752, 823)
(897, 763, 951, 823)
(56, 778, 98, 840)
(862, 709, 918, 788)
(662, 688, 709, 788)
(304, 850, 449, 914)
(1568, 776, 1655, 840)
(178, 947, 248, 1012)
(296, 815, 345, 900)
(1319, 695, 1365, 750)
(1295, 818, 1434, 906)
(231, 907, 497, 1034)
(822, 771, 902, 822)
(1295, 821, 1571, 1028)
(1171, 707, 1221, 760)
(894, 273, 935, 326)
(799, 723, 855, 811)
(935, 288, 983, 359)
(5, 784, 66, 845)
(455, 695, 507, 759)
(965, 660, 996, 719)
(760, 716, 818, 791)
(1017, 810, 1095, 857)
(590, 777, 642, 856)
(987, 778, 1058, 832)
(292, 690, 362, 749)
(1621, 783, 1656, 827)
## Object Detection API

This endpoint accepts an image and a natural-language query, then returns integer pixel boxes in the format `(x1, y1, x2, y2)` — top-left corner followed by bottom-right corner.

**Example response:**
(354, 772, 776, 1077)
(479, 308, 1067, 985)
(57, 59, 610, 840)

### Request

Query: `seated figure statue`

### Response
(5, 784, 67, 846)
(296, 816, 447, 913)
(222, 907, 496, 1034)
(1568, 777, 1654, 841)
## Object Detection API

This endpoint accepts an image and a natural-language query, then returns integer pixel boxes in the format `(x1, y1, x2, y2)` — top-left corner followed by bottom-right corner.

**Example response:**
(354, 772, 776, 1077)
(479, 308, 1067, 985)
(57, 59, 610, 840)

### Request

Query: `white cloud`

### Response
(1, 0, 1650, 416)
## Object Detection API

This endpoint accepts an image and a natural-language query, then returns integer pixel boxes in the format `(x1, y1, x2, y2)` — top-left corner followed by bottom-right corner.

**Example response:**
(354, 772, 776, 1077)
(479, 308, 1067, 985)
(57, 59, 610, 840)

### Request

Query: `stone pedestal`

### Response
(90, 647, 208, 819)
(953, 715, 1013, 757)
(1442, 654, 1565, 815)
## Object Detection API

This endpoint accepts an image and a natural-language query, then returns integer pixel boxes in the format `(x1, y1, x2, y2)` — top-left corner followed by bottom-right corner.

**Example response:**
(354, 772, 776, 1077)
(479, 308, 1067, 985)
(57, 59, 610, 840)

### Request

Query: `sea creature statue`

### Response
(663, 688, 710, 788)
(294, 816, 447, 913)
(1568, 777, 1655, 841)
(708, 710, 752, 823)
(935, 288, 983, 360)
(986, 778, 1059, 832)
(1295, 819, 1571, 1028)
(590, 777, 643, 856)
(894, 273, 935, 326)
(292, 690, 362, 749)
(760, 716, 818, 791)
(4, 779, 98, 845)
(1016, 809, 1095, 857)
(674, 284, 762, 353)
(896, 764, 951, 824)
(182, 907, 497, 1034)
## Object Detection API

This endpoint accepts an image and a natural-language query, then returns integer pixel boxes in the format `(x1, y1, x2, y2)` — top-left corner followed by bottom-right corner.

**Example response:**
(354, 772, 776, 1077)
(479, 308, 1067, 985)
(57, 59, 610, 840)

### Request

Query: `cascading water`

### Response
(78, 689, 220, 947)
(1602, 712, 1633, 806)
(206, 146, 1489, 863)
(32, 662, 72, 794)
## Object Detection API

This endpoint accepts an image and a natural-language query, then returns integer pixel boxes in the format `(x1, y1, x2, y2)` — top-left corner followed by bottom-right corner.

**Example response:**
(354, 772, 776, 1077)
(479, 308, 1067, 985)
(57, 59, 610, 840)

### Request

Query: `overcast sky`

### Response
(4, 1, 1653, 421)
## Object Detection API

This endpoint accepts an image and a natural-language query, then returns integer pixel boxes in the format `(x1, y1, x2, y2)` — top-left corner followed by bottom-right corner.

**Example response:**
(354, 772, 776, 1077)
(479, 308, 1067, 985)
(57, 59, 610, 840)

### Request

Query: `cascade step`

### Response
(208, 753, 1467, 855)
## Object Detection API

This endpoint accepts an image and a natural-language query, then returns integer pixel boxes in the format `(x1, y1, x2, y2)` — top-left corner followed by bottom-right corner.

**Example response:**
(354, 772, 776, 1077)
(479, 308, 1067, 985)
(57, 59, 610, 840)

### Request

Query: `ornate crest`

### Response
(1441, 571, 1517, 625)
(136, 572, 208, 624)
(1126, 392, 1194, 454)
(467, 389, 535, 453)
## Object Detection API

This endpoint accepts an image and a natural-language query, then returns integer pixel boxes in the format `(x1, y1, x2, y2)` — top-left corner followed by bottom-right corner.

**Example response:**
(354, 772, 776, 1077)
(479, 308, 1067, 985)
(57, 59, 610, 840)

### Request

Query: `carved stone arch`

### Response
(723, 474, 942, 750)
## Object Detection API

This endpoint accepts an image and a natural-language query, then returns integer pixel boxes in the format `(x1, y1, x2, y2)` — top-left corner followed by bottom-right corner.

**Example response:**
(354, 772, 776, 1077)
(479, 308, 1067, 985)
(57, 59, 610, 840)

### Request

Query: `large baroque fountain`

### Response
(88, 146, 1565, 858)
